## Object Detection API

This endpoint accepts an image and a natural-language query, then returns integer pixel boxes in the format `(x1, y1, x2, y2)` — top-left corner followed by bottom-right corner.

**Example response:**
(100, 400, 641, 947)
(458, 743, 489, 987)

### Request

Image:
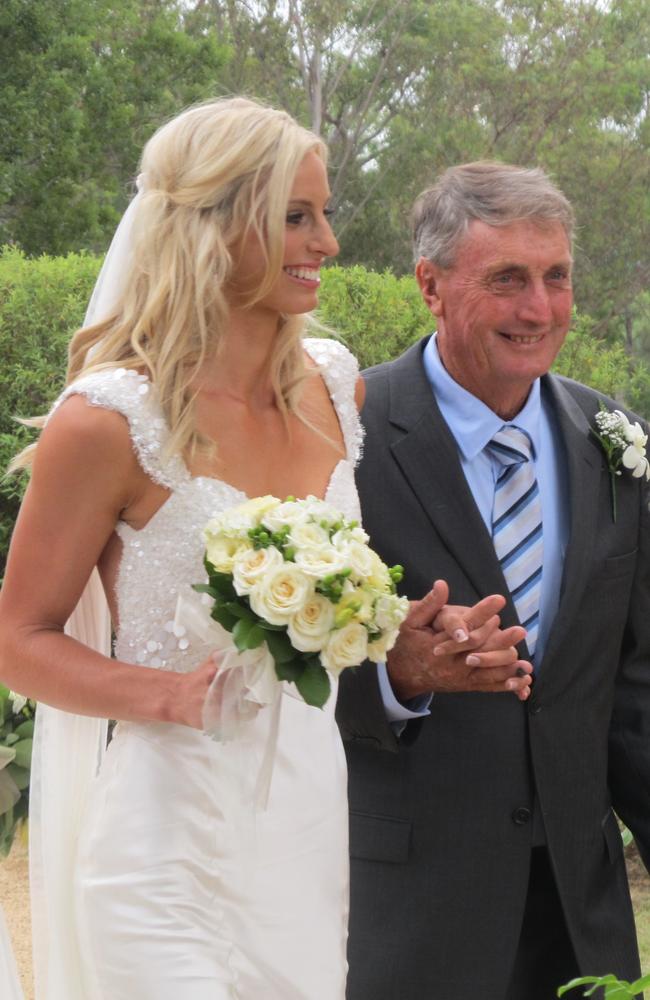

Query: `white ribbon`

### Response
(174, 592, 283, 808)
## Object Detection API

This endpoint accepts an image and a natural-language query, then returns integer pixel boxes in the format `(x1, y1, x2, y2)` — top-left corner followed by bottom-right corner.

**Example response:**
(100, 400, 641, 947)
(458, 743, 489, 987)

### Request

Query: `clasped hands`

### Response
(387, 579, 532, 703)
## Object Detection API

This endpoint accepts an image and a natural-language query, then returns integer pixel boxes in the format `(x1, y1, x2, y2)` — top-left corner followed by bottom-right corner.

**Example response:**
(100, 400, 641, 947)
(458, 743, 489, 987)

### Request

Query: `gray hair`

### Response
(412, 161, 575, 267)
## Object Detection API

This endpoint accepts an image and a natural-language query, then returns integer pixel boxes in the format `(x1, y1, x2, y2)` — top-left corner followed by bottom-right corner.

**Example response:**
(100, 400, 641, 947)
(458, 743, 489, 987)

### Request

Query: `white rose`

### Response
(204, 534, 251, 573)
(332, 525, 369, 549)
(249, 565, 314, 625)
(365, 549, 392, 590)
(294, 544, 348, 578)
(367, 628, 400, 663)
(9, 691, 27, 715)
(289, 521, 331, 550)
(261, 500, 310, 532)
(204, 496, 280, 540)
(344, 540, 377, 581)
(374, 593, 410, 631)
(234, 495, 282, 525)
(232, 545, 285, 596)
(296, 496, 342, 525)
(320, 622, 368, 674)
(287, 594, 336, 652)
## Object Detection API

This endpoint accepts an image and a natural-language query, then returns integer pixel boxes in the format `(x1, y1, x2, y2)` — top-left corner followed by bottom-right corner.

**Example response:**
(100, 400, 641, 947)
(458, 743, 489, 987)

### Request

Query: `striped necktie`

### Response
(486, 426, 543, 657)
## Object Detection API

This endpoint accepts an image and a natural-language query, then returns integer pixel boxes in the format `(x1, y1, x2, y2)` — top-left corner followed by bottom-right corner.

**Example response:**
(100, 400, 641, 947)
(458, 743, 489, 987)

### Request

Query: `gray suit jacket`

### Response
(337, 336, 650, 1000)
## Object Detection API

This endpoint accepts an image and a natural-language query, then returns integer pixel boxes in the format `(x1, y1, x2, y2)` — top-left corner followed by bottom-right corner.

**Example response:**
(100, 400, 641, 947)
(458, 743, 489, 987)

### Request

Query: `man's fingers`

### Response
(407, 579, 450, 630)
(490, 625, 527, 649)
(510, 680, 532, 701)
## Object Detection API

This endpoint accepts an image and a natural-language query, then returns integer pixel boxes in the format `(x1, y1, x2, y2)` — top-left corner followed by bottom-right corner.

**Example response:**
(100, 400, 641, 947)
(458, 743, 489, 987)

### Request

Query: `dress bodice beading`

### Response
(50, 338, 363, 676)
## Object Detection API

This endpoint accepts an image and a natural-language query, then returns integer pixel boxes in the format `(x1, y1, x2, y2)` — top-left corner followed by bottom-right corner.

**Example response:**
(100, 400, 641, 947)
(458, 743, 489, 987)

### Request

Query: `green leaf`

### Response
(4, 733, 19, 746)
(5, 763, 30, 792)
(258, 620, 286, 632)
(275, 659, 302, 683)
(558, 976, 595, 995)
(230, 617, 267, 652)
(14, 720, 34, 739)
(12, 738, 33, 770)
(557, 975, 635, 998)
(244, 624, 266, 649)
(232, 617, 259, 652)
(191, 583, 218, 598)
(210, 605, 238, 632)
(203, 564, 237, 599)
(222, 601, 256, 622)
(263, 629, 296, 664)
(0, 809, 15, 857)
(294, 661, 331, 709)
(630, 975, 650, 992)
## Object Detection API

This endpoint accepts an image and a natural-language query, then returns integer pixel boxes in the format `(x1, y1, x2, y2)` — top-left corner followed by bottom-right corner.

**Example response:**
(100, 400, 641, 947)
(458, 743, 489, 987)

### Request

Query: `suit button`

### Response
(512, 807, 532, 825)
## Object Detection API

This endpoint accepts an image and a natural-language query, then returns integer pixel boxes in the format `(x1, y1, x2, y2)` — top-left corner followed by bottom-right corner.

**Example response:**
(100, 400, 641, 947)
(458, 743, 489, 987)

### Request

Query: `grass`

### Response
(627, 842, 650, 971)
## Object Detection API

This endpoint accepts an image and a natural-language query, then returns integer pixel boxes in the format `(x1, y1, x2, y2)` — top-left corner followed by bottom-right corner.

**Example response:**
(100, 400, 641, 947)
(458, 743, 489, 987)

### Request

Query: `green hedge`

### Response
(0, 247, 101, 572)
(2, 249, 649, 575)
(317, 265, 433, 368)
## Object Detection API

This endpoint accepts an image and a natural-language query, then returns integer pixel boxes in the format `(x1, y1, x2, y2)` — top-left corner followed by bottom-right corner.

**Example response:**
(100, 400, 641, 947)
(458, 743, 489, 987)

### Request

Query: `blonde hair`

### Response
(12, 96, 327, 472)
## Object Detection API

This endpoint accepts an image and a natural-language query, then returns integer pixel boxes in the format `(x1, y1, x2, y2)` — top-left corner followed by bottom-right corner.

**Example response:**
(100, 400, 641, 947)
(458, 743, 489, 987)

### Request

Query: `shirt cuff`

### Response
(376, 661, 433, 723)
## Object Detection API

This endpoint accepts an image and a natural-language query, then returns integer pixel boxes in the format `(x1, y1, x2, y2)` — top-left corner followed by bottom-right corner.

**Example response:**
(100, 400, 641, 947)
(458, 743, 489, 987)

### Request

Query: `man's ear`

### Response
(415, 257, 444, 317)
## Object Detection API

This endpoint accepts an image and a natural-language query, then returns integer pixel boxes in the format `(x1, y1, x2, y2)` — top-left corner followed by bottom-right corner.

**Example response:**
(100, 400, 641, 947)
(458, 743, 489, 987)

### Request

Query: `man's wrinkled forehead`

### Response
(450, 218, 573, 273)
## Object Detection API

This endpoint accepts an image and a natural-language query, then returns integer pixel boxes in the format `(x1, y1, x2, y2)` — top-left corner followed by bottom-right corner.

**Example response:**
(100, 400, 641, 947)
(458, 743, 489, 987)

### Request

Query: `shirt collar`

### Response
(422, 333, 542, 461)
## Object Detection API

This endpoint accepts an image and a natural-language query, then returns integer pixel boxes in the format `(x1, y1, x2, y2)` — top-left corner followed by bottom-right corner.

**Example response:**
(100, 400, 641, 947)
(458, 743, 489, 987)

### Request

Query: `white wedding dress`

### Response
(48, 338, 362, 1000)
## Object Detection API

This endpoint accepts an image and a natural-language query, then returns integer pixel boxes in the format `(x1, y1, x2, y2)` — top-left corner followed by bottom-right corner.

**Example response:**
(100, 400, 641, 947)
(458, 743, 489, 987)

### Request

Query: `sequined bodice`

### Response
(52, 339, 363, 674)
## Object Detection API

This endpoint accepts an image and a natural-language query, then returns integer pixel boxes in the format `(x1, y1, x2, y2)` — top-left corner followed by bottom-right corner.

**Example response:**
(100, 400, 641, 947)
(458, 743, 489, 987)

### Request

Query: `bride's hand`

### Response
(172, 652, 264, 735)
(172, 654, 222, 730)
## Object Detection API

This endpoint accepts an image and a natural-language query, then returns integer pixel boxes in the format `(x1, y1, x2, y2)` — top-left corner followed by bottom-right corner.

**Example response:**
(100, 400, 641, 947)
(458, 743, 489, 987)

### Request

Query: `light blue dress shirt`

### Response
(378, 334, 569, 722)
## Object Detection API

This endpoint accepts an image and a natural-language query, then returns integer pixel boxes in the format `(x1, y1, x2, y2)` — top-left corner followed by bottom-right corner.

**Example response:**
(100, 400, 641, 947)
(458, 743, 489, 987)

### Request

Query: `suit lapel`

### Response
(534, 375, 603, 676)
(387, 340, 515, 608)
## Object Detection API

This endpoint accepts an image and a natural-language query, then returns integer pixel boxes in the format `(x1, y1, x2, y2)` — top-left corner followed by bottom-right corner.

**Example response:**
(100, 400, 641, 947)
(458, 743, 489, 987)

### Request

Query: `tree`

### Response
(0, 0, 229, 254)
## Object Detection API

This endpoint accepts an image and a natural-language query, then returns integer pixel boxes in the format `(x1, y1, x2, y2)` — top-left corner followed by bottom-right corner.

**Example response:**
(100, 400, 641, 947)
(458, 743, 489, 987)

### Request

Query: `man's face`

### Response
(416, 218, 573, 419)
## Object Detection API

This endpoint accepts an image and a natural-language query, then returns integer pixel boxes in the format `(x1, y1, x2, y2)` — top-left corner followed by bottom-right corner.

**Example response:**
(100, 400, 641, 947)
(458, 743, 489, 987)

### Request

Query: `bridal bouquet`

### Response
(192, 495, 408, 708)
(0, 687, 35, 856)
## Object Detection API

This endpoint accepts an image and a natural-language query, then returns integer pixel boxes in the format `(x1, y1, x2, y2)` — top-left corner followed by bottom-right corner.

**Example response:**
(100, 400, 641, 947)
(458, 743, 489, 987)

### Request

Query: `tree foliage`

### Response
(2, 0, 650, 340)
(0, 0, 228, 254)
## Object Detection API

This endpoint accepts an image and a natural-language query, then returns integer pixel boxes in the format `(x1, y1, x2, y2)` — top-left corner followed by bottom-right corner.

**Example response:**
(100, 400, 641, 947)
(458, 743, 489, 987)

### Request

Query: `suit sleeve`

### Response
(608, 471, 650, 870)
(335, 660, 403, 753)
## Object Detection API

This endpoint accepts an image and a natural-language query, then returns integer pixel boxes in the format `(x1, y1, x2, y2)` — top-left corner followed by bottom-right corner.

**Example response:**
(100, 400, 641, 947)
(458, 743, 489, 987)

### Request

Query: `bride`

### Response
(0, 97, 528, 1000)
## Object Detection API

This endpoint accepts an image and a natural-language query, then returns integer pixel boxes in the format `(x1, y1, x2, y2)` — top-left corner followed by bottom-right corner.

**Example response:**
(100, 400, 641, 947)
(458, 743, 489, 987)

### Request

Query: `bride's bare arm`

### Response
(0, 396, 217, 728)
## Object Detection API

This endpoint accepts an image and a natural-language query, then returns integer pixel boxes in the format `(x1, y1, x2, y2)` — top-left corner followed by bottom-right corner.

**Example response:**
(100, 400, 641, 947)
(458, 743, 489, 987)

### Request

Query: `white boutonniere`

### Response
(591, 405, 650, 521)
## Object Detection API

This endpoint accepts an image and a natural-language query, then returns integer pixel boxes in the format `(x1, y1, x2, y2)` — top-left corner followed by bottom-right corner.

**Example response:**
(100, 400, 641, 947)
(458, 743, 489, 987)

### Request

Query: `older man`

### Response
(337, 162, 650, 999)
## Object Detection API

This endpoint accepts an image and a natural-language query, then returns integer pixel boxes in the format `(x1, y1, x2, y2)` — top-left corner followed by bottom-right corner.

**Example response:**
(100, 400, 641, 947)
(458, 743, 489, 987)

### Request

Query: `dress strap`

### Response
(303, 338, 364, 466)
(49, 368, 188, 491)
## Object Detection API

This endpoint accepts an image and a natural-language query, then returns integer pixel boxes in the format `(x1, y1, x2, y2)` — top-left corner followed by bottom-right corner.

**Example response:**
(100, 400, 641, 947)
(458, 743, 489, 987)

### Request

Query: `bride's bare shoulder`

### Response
(34, 393, 141, 502)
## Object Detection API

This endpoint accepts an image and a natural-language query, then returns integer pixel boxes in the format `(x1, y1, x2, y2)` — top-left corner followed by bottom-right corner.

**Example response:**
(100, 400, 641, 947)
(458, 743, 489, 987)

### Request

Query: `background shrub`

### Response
(317, 265, 432, 368)
(0, 247, 100, 574)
